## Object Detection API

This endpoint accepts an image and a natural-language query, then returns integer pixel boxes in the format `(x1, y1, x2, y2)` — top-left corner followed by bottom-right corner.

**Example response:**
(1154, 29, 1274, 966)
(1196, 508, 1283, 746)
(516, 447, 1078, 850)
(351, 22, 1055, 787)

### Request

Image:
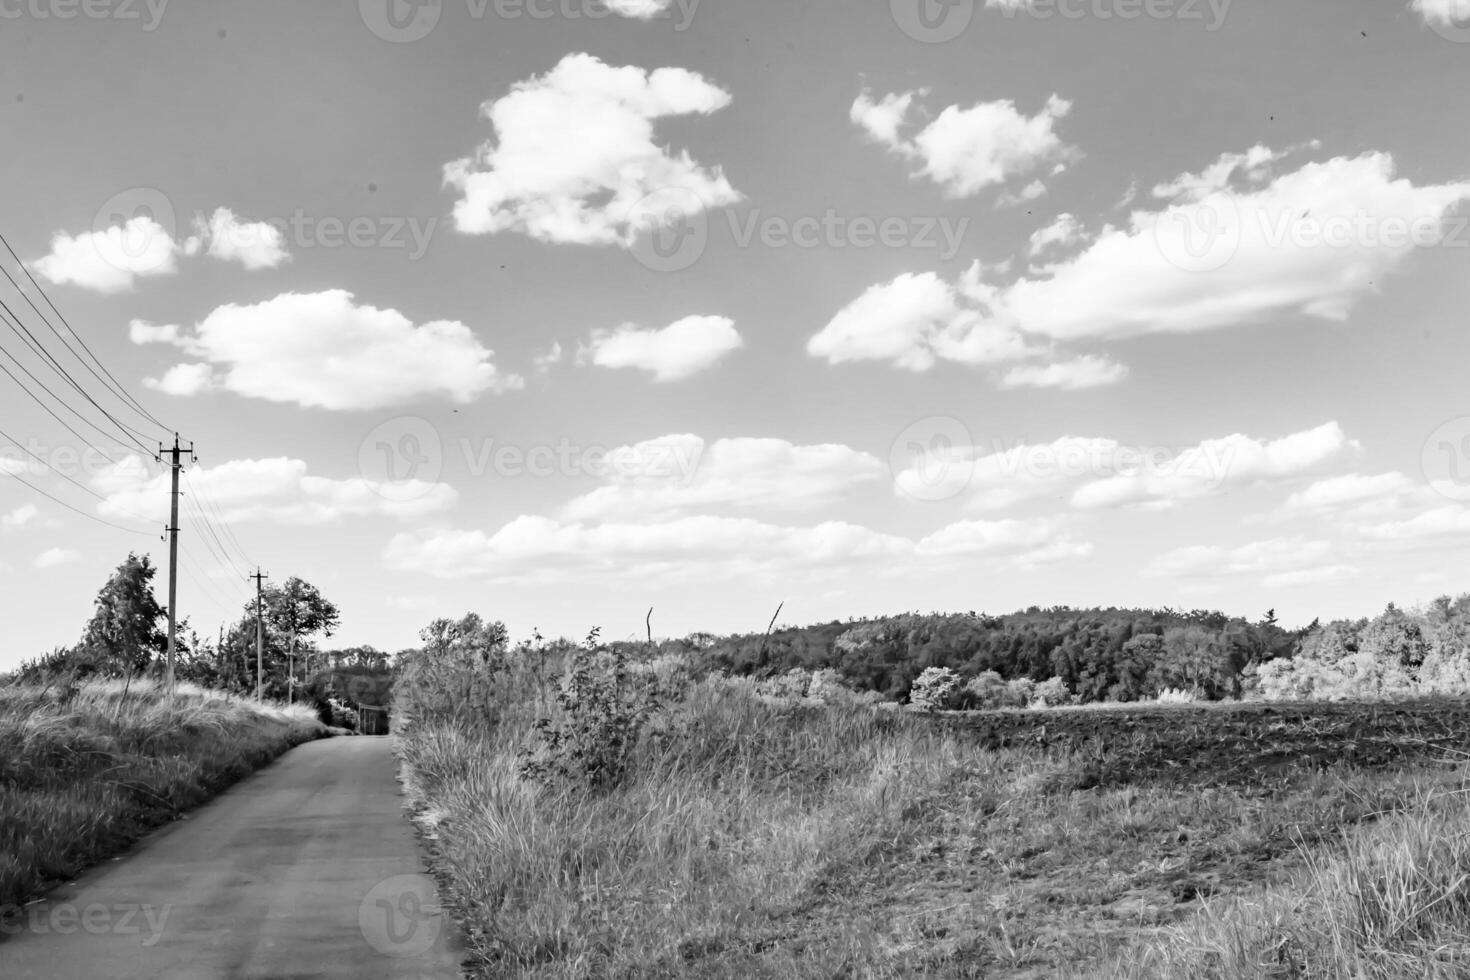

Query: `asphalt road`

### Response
(0, 737, 463, 979)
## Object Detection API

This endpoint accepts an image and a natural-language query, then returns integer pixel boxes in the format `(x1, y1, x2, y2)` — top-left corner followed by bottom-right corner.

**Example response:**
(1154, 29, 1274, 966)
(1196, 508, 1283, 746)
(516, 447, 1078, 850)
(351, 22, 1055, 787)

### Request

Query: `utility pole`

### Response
(157, 434, 195, 696)
(250, 568, 268, 701)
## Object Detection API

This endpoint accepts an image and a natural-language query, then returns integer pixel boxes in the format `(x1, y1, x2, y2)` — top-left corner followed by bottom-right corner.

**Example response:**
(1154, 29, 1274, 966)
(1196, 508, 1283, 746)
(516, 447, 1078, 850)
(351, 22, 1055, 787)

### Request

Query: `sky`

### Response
(0, 0, 1468, 670)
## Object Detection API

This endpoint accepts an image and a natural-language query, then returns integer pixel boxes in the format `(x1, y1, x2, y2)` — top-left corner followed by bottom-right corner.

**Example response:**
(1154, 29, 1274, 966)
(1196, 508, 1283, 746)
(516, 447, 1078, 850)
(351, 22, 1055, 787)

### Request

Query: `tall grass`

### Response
(1081, 778, 1470, 980)
(0, 678, 325, 907)
(395, 639, 1470, 978)
(397, 666, 1004, 977)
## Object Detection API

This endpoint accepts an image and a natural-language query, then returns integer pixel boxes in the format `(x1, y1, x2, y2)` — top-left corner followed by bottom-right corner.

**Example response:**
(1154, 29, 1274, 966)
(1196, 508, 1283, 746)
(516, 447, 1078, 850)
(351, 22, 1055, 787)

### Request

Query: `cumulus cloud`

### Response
(2, 504, 39, 530)
(1145, 537, 1344, 582)
(188, 207, 290, 270)
(561, 434, 885, 522)
(29, 216, 181, 293)
(34, 547, 79, 569)
(445, 53, 741, 245)
(1071, 422, 1359, 510)
(1000, 355, 1127, 390)
(142, 362, 215, 397)
(813, 147, 1470, 375)
(895, 422, 1358, 512)
(131, 290, 520, 410)
(385, 513, 1085, 584)
(1413, 0, 1470, 27)
(851, 88, 1076, 199)
(28, 206, 293, 293)
(93, 455, 456, 525)
(807, 268, 1038, 372)
(1027, 213, 1086, 259)
(583, 315, 742, 381)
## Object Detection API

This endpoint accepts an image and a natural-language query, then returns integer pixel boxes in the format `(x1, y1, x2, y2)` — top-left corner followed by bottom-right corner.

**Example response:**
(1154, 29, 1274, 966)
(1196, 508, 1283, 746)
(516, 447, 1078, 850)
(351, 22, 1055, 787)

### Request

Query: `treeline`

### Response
(687, 606, 1306, 704)
(7, 553, 394, 725)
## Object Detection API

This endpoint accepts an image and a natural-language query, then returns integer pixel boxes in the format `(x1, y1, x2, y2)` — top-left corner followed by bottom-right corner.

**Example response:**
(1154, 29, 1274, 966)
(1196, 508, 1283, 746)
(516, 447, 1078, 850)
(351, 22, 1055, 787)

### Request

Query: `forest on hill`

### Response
(677, 599, 1466, 705)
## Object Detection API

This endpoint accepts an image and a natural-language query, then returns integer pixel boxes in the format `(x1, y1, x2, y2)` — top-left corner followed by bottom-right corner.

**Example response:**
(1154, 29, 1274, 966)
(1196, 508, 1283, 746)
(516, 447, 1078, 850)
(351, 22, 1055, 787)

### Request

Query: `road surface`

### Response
(0, 737, 463, 979)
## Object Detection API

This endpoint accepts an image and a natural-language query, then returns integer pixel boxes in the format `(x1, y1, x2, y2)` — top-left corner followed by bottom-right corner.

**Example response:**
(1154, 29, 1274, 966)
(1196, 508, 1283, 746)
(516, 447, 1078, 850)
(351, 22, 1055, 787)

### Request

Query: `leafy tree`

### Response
(262, 577, 340, 701)
(76, 553, 168, 678)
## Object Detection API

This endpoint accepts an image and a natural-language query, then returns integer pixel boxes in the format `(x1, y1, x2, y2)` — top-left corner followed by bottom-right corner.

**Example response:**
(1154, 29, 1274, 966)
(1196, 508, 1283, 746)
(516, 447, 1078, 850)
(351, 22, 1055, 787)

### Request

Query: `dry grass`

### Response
(1080, 777, 1470, 980)
(392, 655, 1470, 979)
(0, 677, 325, 908)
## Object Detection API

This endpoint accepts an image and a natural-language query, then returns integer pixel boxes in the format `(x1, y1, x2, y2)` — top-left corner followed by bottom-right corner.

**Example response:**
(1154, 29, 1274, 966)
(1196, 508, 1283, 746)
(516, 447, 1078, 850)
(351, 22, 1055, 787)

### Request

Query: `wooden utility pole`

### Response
(250, 568, 269, 701)
(157, 434, 195, 695)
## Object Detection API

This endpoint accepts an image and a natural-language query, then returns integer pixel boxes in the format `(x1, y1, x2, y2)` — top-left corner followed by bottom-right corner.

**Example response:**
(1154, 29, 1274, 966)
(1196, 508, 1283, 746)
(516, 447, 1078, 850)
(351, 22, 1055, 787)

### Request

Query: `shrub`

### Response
(1029, 676, 1070, 708)
(519, 630, 661, 791)
(909, 666, 962, 711)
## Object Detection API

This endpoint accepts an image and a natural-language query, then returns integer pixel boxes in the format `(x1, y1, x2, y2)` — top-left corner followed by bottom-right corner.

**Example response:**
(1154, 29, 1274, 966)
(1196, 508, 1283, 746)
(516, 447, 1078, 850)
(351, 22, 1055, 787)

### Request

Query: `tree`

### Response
(75, 553, 168, 678)
(261, 577, 340, 703)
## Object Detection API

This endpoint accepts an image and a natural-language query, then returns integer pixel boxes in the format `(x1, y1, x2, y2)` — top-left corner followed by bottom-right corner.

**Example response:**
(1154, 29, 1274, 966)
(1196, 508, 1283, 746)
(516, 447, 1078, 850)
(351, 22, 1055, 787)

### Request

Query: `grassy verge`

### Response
(397, 673, 1470, 979)
(0, 678, 326, 909)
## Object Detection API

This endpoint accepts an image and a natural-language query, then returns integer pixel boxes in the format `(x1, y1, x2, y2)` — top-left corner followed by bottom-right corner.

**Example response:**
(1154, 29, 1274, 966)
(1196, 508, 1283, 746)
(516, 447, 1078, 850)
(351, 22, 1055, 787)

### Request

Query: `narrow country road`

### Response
(0, 737, 463, 979)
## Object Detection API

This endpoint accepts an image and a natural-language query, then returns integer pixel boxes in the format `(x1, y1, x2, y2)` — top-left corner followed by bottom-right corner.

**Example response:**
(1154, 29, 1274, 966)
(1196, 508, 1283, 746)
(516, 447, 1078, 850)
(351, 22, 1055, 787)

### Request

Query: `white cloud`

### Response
(852, 88, 1076, 199)
(133, 290, 520, 410)
(561, 434, 885, 522)
(1263, 565, 1361, 588)
(895, 422, 1358, 512)
(1278, 471, 1421, 516)
(129, 320, 182, 345)
(28, 205, 294, 293)
(1003, 149, 1470, 341)
(190, 207, 290, 270)
(1413, 0, 1470, 27)
(29, 216, 180, 293)
(445, 53, 741, 245)
(2, 504, 39, 530)
(532, 342, 565, 374)
(385, 513, 1083, 584)
(584, 315, 742, 381)
(850, 89, 925, 145)
(807, 268, 1038, 371)
(142, 362, 215, 397)
(1000, 354, 1128, 390)
(1145, 537, 1338, 580)
(1071, 422, 1359, 510)
(603, 0, 675, 17)
(815, 148, 1470, 374)
(93, 455, 456, 526)
(34, 547, 79, 569)
(1027, 212, 1085, 258)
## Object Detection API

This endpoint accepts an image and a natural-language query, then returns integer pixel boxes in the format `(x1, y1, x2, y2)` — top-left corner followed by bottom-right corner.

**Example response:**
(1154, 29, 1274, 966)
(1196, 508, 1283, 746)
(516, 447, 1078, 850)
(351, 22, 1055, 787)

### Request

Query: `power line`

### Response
(189, 472, 254, 568)
(0, 464, 150, 536)
(0, 298, 155, 454)
(0, 231, 169, 433)
(182, 471, 254, 571)
(0, 345, 128, 464)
